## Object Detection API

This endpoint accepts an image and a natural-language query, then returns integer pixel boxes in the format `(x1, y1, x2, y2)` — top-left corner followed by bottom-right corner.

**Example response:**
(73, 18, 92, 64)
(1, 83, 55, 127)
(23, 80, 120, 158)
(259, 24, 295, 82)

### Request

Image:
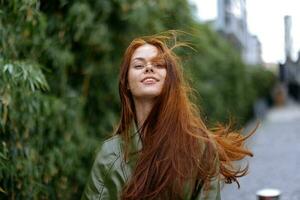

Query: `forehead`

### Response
(131, 44, 159, 61)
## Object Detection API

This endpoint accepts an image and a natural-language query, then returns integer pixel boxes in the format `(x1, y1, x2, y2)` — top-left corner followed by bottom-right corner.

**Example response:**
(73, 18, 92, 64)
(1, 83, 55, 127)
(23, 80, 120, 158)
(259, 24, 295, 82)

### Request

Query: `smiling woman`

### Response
(81, 32, 256, 200)
(127, 44, 167, 104)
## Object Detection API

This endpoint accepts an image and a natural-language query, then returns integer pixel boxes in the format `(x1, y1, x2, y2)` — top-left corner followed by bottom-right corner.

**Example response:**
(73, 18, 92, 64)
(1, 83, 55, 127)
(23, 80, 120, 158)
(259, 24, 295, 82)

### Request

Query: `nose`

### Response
(145, 63, 154, 73)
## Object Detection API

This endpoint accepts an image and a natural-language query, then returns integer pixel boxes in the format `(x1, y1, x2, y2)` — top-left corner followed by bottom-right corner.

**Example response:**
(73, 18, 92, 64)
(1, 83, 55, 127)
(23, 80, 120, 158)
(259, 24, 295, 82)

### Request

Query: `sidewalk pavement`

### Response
(221, 99, 300, 200)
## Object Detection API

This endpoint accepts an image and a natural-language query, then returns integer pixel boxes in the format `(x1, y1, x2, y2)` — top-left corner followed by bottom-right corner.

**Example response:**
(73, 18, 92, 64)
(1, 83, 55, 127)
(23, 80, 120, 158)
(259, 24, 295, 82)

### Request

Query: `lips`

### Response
(141, 77, 159, 83)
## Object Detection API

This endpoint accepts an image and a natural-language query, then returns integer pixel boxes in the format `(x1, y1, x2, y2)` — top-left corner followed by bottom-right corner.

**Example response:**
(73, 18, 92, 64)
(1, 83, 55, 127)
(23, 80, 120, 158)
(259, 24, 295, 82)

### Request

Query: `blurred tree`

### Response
(0, 0, 275, 199)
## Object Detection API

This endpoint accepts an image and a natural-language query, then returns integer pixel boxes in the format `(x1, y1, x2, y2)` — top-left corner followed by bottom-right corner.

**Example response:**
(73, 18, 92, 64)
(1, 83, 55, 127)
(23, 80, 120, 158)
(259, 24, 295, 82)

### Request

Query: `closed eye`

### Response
(134, 65, 144, 69)
(154, 63, 165, 68)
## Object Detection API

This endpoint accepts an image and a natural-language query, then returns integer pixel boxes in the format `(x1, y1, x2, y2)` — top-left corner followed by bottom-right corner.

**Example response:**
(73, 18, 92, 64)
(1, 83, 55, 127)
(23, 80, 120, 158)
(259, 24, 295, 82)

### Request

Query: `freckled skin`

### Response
(128, 44, 167, 101)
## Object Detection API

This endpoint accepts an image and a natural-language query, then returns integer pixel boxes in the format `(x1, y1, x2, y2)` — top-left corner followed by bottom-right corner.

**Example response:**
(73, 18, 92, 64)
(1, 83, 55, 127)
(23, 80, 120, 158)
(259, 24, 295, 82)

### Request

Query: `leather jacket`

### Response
(81, 124, 221, 200)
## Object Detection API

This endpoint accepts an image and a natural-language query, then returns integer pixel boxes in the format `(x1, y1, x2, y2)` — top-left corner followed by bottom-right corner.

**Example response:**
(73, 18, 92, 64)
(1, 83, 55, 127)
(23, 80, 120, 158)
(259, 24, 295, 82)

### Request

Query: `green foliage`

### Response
(0, 0, 275, 199)
(0, 60, 98, 199)
(247, 65, 276, 99)
(177, 24, 276, 126)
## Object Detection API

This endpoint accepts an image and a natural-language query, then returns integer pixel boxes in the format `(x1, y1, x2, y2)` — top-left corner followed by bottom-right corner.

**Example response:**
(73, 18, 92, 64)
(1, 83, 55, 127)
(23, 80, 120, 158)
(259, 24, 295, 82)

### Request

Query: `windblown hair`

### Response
(116, 32, 256, 200)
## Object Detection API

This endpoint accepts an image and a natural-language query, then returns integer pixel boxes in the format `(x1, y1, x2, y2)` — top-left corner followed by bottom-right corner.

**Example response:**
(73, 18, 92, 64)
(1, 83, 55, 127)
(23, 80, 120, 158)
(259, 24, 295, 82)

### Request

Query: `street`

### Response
(221, 100, 300, 200)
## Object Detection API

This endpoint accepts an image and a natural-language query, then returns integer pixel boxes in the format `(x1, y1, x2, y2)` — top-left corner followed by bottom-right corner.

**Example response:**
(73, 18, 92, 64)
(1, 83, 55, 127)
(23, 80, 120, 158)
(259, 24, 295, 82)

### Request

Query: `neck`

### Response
(133, 98, 155, 129)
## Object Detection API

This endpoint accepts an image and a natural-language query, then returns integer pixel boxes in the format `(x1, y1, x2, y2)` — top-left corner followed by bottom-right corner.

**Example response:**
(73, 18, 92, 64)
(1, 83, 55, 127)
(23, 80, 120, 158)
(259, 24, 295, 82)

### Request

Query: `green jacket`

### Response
(81, 125, 221, 200)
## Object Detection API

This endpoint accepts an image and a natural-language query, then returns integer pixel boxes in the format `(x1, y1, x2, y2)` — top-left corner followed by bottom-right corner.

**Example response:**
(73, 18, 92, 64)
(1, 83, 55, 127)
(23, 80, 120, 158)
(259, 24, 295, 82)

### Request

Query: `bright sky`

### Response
(190, 0, 300, 63)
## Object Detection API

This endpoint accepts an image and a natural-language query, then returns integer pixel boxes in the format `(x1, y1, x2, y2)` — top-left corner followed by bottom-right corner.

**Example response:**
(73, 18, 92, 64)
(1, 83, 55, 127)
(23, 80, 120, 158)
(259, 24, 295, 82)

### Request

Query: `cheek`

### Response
(160, 69, 167, 84)
(127, 70, 139, 88)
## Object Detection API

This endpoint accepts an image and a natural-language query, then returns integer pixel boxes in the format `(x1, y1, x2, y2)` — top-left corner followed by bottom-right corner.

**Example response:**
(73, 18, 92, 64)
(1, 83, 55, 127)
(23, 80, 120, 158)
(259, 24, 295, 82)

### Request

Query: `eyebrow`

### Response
(131, 57, 146, 62)
(131, 56, 164, 65)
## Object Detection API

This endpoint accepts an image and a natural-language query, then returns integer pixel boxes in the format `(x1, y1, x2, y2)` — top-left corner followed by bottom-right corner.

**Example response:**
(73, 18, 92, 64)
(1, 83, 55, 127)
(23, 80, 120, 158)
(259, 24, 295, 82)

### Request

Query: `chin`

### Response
(136, 90, 162, 99)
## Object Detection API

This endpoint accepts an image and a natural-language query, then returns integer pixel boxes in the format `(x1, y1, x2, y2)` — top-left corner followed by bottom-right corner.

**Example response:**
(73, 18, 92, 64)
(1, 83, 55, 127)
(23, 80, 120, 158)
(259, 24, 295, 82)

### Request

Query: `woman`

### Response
(81, 33, 256, 200)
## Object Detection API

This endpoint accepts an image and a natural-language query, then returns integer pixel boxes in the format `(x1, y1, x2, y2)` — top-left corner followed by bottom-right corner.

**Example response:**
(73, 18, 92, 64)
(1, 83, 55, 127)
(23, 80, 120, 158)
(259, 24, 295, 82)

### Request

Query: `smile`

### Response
(141, 77, 159, 83)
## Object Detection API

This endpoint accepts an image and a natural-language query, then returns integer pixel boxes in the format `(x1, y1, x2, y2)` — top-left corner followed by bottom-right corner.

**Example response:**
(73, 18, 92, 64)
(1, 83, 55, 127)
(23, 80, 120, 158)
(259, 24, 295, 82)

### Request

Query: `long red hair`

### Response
(116, 33, 256, 200)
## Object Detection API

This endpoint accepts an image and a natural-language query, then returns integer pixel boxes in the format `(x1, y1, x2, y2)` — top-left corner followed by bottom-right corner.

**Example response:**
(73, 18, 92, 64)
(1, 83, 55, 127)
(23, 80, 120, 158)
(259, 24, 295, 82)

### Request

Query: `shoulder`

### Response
(94, 135, 123, 165)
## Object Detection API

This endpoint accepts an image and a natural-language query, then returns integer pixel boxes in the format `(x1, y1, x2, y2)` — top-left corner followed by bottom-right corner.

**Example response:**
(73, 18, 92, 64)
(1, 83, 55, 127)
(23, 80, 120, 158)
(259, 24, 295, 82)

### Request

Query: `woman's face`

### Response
(128, 44, 167, 100)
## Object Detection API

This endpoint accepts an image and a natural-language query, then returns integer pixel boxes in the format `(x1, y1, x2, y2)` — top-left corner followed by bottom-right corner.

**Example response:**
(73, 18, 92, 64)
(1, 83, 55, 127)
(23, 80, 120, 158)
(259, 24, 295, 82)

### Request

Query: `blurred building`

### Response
(279, 16, 300, 102)
(245, 35, 262, 65)
(214, 0, 262, 65)
(284, 16, 293, 60)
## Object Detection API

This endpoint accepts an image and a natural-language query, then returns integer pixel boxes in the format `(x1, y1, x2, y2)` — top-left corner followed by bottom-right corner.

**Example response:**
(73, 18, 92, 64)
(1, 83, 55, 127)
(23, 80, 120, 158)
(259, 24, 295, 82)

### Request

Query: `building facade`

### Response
(214, 0, 262, 65)
(280, 16, 300, 102)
